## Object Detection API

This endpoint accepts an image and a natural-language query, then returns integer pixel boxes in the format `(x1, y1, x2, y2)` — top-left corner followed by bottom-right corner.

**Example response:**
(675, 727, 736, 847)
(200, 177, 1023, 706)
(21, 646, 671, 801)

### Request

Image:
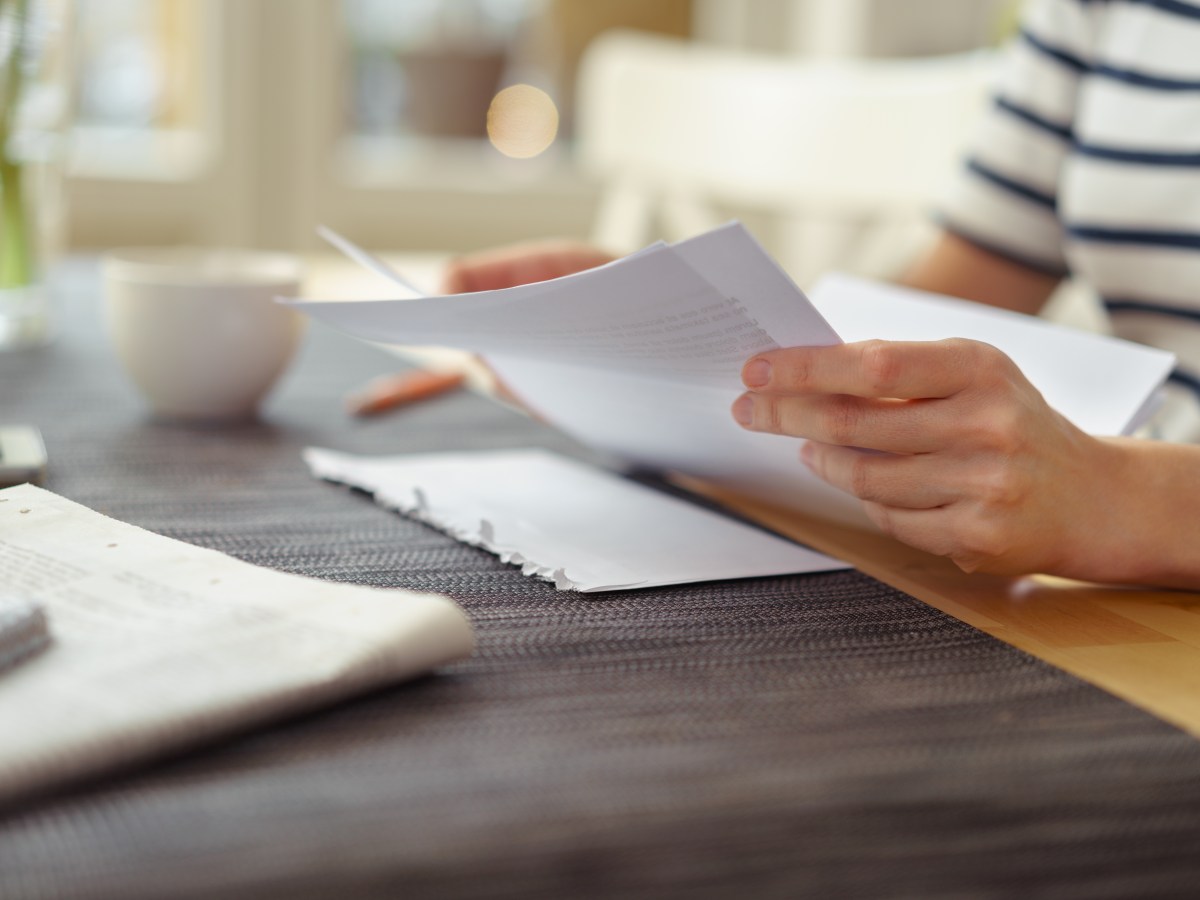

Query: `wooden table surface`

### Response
(320, 250, 1200, 741)
(5, 255, 1200, 898)
(705, 487, 1200, 739)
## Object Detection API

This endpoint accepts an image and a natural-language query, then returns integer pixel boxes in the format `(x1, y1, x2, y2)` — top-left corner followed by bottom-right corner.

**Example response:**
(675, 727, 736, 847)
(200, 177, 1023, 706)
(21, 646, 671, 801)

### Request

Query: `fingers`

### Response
(811, 446, 1049, 575)
(858, 503, 964, 562)
(441, 242, 615, 294)
(733, 340, 1031, 452)
(732, 393, 946, 453)
(739, 339, 1099, 578)
(742, 339, 1016, 401)
(440, 256, 506, 294)
(858, 502, 1014, 575)
(800, 441, 954, 508)
(441, 250, 546, 294)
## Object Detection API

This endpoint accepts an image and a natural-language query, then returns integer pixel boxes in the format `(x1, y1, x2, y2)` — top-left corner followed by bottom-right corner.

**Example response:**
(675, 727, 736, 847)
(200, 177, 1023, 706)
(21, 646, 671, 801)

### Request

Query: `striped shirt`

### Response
(942, 0, 1200, 440)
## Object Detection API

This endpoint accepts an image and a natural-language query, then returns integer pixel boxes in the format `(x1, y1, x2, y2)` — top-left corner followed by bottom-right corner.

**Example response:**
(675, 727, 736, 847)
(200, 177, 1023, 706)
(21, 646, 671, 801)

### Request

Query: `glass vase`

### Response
(1, 0, 70, 349)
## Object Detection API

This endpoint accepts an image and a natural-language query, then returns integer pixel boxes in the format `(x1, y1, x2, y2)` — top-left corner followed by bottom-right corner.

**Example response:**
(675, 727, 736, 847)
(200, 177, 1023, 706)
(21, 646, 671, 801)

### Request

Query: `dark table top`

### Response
(3, 265, 1200, 900)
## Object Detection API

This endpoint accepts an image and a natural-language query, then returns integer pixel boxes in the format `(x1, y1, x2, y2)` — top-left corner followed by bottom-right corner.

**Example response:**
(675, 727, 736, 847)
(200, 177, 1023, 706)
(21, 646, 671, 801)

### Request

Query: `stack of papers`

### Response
(290, 223, 1175, 530)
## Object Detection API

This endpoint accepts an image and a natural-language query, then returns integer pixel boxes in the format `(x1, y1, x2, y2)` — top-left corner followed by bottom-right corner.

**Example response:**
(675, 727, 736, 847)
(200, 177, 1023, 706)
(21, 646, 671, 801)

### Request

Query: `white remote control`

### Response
(0, 425, 48, 488)
(0, 596, 51, 675)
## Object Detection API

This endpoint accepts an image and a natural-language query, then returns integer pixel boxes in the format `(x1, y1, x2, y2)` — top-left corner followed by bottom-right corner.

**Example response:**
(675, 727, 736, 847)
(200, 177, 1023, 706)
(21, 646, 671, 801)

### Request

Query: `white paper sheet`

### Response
(0, 484, 473, 806)
(810, 273, 1176, 438)
(304, 447, 848, 592)
(485, 272, 1177, 525)
(316, 224, 424, 296)
(483, 355, 868, 523)
(294, 223, 1175, 529)
(290, 224, 836, 389)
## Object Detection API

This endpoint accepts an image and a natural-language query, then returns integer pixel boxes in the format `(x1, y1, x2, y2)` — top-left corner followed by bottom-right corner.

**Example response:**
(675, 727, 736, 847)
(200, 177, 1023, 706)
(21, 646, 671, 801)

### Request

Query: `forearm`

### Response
(1079, 438, 1200, 589)
(899, 231, 1061, 316)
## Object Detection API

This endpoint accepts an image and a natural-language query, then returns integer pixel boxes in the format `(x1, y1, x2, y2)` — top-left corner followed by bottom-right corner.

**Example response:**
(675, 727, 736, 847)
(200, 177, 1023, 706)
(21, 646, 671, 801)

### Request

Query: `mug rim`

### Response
(103, 247, 303, 287)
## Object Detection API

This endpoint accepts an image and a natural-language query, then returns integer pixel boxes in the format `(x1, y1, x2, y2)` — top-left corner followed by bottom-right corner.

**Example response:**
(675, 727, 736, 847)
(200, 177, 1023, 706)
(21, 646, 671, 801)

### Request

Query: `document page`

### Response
(289, 223, 837, 388)
(483, 355, 873, 525)
(0, 484, 473, 807)
(482, 274, 1176, 526)
(305, 447, 848, 592)
(810, 273, 1176, 437)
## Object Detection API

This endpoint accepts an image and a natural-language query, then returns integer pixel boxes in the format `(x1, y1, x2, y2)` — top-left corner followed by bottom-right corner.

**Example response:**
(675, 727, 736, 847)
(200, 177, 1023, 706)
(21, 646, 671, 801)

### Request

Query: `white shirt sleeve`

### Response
(939, 0, 1099, 275)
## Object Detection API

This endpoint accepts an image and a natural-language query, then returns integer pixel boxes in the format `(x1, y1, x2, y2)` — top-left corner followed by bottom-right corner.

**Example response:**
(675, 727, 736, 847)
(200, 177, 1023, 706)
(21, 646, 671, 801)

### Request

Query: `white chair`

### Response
(575, 31, 997, 284)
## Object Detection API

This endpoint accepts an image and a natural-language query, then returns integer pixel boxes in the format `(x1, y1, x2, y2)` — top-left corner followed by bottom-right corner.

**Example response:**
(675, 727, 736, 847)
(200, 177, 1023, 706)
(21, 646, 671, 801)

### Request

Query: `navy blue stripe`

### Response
(1022, 23, 1200, 90)
(994, 96, 1074, 142)
(1104, 297, 1200, 323)
(1080, 0, 1200, 22)
(967, 158, 1058, 209)
(1093, 62, 1200, 91)
(937, 215, 1071, 277)
(1142, 0, 1200, 21)
(1167, 368, 1200, 401)
(992, 97, 1200, 166)
(1075, 144, 1200, 167)
(1020, 28, 1089, 73)
(1068, 225, 1200, 249)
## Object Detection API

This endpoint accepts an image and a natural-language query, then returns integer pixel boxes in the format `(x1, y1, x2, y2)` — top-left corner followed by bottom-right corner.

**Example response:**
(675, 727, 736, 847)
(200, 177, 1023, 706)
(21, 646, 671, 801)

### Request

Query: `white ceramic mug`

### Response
(103, 248, 306, 422)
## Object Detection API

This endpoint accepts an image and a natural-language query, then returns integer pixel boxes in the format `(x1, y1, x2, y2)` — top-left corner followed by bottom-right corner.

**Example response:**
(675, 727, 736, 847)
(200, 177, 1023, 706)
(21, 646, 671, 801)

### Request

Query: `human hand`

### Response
(732, 339, 1130, 579)
(439, 240, 614, 410)
(440, 240, 616, 294)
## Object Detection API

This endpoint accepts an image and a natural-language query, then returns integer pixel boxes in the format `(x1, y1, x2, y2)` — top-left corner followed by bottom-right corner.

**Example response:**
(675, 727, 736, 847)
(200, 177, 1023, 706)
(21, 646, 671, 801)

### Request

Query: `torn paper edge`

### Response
(303, 449, 645, 593)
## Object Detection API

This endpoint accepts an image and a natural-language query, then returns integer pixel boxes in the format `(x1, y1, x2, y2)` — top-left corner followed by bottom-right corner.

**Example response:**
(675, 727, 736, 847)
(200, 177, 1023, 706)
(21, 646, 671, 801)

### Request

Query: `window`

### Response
(66, 0, 1008, 253)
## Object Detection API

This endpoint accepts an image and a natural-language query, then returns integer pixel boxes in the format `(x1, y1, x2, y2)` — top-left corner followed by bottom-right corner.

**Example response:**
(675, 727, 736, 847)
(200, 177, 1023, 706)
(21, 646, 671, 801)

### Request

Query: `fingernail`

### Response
(743, 359, 771, 388)
(732, 394, 754, 427)
(799, 442, 815, 466)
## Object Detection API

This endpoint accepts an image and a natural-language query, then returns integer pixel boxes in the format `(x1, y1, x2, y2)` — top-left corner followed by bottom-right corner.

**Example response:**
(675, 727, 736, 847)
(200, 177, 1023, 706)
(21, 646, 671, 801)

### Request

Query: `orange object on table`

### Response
(344, 369, 466, 417)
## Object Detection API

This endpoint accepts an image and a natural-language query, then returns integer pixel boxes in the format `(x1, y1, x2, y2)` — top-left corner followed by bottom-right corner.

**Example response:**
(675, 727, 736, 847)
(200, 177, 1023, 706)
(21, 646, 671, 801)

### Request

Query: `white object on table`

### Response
(0, 483, 473, 806)
(0, 595, 50, 674)
(305, 447, 848, 592)
(103, 248, 307, 421)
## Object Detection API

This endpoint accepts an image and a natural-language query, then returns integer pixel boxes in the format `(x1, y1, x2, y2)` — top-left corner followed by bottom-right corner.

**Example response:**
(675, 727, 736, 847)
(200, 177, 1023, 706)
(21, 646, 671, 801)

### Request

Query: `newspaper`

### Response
(0, 484, 474, 807)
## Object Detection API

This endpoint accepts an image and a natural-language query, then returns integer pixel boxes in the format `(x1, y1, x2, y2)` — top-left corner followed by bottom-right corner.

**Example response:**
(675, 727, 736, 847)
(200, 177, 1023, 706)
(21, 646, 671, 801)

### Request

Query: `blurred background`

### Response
(59, 0, 1017, 281)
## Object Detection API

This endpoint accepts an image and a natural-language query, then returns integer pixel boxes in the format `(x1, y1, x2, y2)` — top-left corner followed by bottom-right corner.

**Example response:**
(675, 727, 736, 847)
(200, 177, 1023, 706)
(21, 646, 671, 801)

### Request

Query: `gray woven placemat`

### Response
(2, 266, 1200, 899)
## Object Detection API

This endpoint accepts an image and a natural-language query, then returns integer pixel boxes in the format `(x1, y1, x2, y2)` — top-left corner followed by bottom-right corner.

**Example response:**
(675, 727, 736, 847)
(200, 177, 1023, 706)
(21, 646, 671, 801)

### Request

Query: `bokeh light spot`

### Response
(486, 84, 559, 159)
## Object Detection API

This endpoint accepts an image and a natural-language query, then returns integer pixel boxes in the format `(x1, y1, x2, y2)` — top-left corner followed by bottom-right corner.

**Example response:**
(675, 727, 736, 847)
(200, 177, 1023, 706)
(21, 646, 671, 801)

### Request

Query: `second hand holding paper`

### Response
(294, 224, 841, 389)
